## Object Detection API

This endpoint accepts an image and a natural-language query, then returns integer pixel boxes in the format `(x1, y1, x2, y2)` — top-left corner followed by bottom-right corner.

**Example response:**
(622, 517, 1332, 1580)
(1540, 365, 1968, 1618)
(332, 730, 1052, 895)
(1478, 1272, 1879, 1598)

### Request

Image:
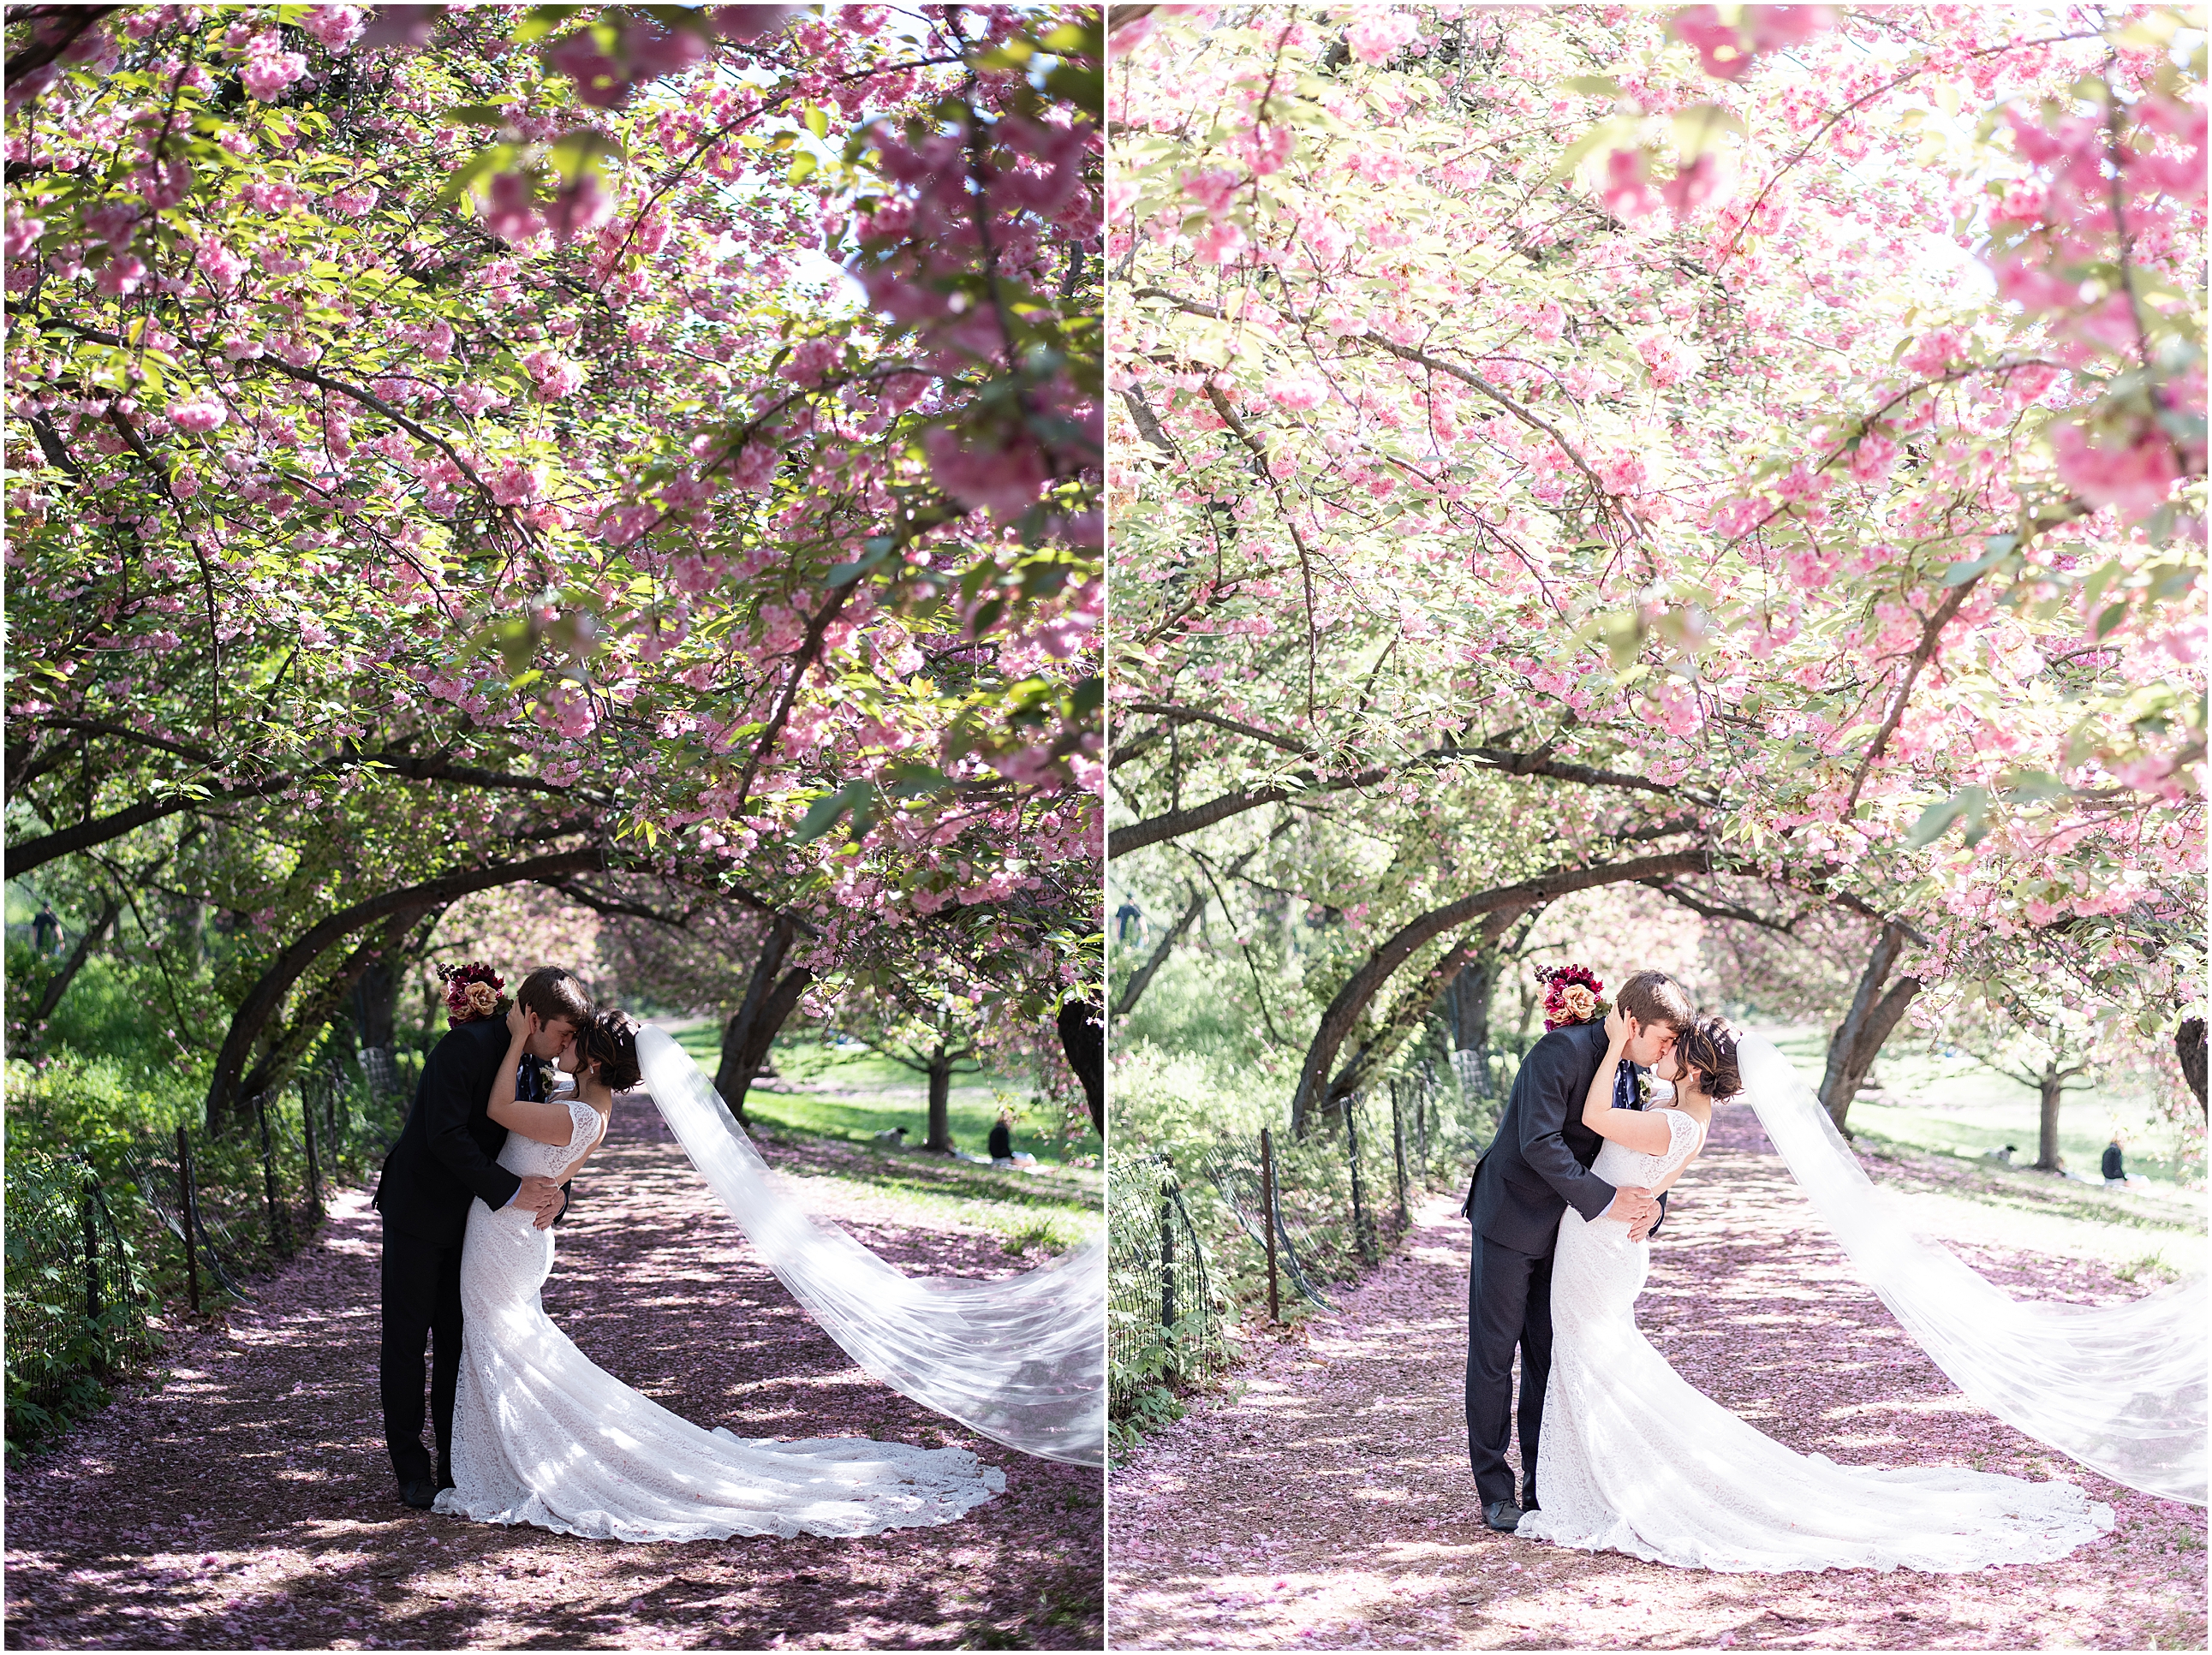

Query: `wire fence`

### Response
(3, 1055, 412, 1453)
(1107, 1153, 1233, 1420)
(1107, 1057, 1506, 1448)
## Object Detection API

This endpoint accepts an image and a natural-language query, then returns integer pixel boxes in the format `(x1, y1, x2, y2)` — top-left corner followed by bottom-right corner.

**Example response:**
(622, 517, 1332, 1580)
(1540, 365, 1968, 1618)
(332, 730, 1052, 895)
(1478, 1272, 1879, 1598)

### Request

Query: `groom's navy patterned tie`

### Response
(1613, 1060, 1639, 1112)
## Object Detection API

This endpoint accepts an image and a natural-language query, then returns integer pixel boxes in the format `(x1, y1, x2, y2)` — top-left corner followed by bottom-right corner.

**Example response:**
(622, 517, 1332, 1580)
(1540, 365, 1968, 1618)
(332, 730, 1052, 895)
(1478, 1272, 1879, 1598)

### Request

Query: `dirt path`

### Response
(1107, 1104, 2205, 1650)
(4, 1093, 1102, 1650)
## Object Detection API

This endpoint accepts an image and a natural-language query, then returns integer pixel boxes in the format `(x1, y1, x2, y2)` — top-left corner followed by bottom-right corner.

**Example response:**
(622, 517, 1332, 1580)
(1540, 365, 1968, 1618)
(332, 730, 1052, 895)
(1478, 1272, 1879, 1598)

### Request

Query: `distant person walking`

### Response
(2102, 1138, 2127, 1188)
(31, 905, 59, 955)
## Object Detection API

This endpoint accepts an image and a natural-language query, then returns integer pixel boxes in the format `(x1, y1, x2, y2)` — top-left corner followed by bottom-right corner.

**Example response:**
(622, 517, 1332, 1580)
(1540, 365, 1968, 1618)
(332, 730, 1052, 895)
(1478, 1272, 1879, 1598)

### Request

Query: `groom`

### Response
(373, 964, 592, 1509)
(1460, 968, 1695, 1533)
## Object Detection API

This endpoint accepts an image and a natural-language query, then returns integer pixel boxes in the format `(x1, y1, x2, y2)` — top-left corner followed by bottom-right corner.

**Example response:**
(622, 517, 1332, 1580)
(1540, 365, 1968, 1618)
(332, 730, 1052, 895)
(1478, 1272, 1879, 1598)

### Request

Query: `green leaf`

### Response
(1560, 74, 1622, 98)
(1942, 534, 2018, 586)
(788, 150, 818, 187)
(1905, 786, 1987, 848)
(1671, 104, 1747, 163)
(792, 782, 869, 845)
(826, 535, 895, 586)
(1553, 117, 1632, 182)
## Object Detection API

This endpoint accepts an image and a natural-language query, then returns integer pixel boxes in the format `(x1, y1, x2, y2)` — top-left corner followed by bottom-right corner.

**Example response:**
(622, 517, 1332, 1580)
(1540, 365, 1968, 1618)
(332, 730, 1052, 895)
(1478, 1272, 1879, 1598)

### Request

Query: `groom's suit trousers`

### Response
(1465, 1233, 1553, 1509)
(380, 1224, 465, 1485)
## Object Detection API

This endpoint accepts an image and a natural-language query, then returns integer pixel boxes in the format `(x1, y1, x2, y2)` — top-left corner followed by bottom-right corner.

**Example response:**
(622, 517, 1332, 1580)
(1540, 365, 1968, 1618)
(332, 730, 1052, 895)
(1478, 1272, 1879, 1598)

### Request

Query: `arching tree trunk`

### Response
(1818, 921, 1923, 1134)
(1058, 996, 1105, 1134)
(24, 896, 117, 1030)
(1112, 887, 1203, 1019)
(2179, 1018, 2206, 1113)
(713, 916, 814, 1122)
(925, 1047, 957, 1154)
(205, 849, 605, 1131)
(238, 908, 434, 1110)
(1323, 915, 1523, 1116)
(1287, 850, 1707, 1135)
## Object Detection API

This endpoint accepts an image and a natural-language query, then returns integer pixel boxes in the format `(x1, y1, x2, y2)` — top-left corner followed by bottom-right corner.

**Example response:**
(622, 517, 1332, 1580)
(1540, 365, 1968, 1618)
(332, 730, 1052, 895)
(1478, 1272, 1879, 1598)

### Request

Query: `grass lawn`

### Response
(660, 1021, 1101, 1163)
(652, 1019, 1103, 1254)
(1760, 1023, 2205, 1190)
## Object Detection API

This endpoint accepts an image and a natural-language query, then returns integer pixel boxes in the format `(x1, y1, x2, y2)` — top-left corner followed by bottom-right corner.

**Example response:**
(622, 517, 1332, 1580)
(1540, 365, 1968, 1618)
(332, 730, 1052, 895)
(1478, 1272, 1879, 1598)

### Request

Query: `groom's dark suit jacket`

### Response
(373, 1017, 560, 1247)
(1460, 1019, 1663, 1253)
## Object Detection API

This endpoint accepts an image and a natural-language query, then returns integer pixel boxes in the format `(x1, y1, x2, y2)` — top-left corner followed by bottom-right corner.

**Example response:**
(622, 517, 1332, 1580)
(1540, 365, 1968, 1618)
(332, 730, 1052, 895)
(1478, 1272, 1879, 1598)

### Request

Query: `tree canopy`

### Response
(6, 3, 1105, 1118)
(1105, 3, 2204, 1128)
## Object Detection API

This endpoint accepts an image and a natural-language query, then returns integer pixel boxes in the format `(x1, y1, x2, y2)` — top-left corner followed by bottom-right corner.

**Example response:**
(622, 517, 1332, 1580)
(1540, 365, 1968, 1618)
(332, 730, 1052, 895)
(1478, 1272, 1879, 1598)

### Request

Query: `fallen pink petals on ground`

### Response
(1108, 1104, 2206, 1650)
(4, 1095, 1102, 1650)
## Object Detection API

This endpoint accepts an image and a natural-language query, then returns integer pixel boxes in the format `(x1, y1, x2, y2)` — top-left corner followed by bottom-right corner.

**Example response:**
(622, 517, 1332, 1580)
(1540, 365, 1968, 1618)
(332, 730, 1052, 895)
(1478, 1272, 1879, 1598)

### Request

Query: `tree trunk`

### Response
(205, 848, 605, 1130)
(2178, 1017, 2206, 1112)
(354, 957, 397, 1051)
(1058, 996, 1104, 1134)
(1817, 921, 1923, 1134)
(351, 954, 399, 1091)
(1446, 945, 1500, 1095)
(26, 897, 118, 1027)
(1324, 918, 1521, 1116)
(1112, 887, 1204, 1019)
(169, 896, 207, 967)
(925, 1050, 956, 1155)
(713, 916, 814, 1122)
(1287, 850, 1708, 1135)
(236, 908, 429, 1109)
(2035, 1066, 2066, 1172)
(1445, 947, 1496, 1052)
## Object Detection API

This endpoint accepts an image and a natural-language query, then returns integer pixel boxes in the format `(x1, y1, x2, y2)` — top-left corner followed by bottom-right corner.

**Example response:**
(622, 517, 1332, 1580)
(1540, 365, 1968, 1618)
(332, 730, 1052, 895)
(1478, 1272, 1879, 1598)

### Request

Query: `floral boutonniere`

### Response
(1536, 963, 1610, 1032)
(1637, 1069, 1655, 1104)
(438, 961, 508, 1027)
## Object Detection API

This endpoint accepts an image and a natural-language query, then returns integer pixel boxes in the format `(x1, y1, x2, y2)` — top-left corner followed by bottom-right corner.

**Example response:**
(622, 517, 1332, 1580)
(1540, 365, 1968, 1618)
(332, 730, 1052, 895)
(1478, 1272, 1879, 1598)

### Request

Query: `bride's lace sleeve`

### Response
(563, 1100, 603, 1156)
(1658, 1108, 1704, 1180)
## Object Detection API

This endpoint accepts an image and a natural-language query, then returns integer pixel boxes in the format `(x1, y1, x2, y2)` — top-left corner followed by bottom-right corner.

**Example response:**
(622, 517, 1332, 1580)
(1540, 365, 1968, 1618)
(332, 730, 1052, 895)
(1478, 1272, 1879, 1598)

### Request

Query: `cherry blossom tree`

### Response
(1106, 3, 2203, 1134)
(6, 3, 1105, 1128)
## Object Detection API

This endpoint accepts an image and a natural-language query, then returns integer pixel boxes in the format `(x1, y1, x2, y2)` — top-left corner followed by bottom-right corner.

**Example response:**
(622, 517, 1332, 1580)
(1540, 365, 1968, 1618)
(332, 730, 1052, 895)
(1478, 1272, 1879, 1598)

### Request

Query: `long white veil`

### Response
(1738, 1031, 2206, 1506)
(635, 1027, 1105, 1467)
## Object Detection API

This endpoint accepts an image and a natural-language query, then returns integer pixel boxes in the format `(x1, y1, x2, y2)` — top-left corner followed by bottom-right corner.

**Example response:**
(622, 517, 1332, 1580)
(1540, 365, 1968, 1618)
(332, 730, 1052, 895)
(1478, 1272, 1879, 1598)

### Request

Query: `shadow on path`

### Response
(1107, 1104, 2206, 1650)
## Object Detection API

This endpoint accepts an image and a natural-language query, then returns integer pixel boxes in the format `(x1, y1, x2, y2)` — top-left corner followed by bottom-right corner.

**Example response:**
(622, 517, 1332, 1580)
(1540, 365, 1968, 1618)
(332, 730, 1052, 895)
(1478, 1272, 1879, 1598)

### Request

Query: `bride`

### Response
(433, 1004, 1004, 1541)
(1515, 1009, 2115, 1573)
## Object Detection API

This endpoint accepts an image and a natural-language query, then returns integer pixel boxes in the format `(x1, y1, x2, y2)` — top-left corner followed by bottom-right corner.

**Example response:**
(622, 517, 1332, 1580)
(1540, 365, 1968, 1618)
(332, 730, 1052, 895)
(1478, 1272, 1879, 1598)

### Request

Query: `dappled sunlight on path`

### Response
(1108, 1107, 2205, 1649)
(5, 1092, 1101, 1650)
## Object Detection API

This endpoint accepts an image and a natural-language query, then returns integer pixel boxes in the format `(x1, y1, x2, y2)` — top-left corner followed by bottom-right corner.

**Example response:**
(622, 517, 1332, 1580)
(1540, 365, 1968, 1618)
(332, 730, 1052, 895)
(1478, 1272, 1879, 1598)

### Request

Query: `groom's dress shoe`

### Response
(1483, 1499, 1524, 1533)
(398, 1478, 437, 1510)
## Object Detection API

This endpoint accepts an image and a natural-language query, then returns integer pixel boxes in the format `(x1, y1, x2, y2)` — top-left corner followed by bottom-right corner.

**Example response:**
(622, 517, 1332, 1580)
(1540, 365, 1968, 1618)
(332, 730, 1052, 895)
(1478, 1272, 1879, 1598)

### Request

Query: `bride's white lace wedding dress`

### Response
(432, 1096, 1005, 1541)
(1516, 1109, 2114, 1573)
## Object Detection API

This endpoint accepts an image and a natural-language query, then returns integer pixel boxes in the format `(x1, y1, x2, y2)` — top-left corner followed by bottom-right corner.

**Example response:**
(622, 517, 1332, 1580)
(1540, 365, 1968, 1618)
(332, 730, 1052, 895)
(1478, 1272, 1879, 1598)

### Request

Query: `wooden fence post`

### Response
(301, 1086, 324, 1219)
(1259, 1127, 1281, 1325)
(1346, 1095, 1373, 1264)
(80, 1167, 102, 1325)
(254, 1092, 292, 1256)
(1391, 1081, 1410, 1229)
(176, 1124, 200, 1316)
(1157, 1157, 1178, 1366)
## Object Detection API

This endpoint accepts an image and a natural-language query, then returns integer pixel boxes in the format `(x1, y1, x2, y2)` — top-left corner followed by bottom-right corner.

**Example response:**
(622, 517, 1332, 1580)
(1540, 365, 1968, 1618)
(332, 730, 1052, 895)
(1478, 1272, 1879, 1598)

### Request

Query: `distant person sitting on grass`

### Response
(988, 1107, 1040, 1170)
(1988, 1144, 2018, 1166)
(2103, 1137, 2127, 1187)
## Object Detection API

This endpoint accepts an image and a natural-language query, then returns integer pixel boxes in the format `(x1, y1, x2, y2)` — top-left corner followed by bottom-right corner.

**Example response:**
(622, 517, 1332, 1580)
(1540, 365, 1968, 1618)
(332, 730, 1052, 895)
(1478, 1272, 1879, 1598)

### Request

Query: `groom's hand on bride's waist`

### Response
(514, 1176, 564, 1228)
(1602, 1185, 1658, 1235)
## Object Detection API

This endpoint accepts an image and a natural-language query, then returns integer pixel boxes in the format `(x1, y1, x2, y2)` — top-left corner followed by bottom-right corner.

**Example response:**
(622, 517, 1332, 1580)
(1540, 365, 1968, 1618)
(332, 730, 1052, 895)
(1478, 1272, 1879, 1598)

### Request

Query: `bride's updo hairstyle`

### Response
(1673, 1017, 1744, 1102)
(575, 1008, 643, 1093)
